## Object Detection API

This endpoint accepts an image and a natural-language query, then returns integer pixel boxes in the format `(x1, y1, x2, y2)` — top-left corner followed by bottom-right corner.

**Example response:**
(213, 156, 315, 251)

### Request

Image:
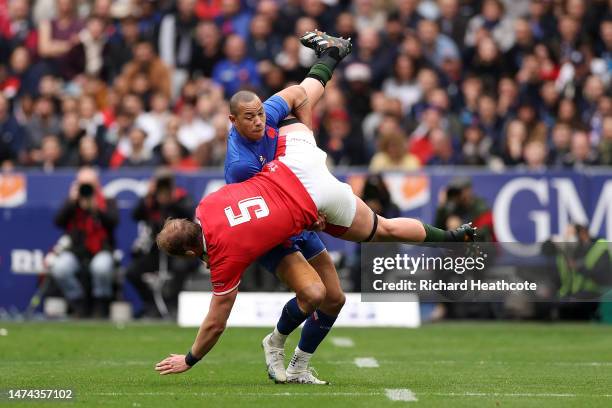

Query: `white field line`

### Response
(90, 391, 612, 399)
(4, 359, 612, 367)
(385, 389, 418, 402)
(354, 357, 379, 368)
(92, 392, 381, 397)
(330, 337, 354, 347)
(432, 392, 612, 398)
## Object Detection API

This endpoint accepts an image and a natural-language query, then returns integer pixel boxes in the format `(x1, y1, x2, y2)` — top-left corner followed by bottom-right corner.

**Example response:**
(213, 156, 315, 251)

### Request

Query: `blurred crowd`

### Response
(1, 0, 611, 172)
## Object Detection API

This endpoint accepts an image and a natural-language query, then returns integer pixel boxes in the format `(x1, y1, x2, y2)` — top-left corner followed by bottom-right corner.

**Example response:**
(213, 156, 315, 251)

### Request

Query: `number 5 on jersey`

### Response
(224, 196, 270, 227)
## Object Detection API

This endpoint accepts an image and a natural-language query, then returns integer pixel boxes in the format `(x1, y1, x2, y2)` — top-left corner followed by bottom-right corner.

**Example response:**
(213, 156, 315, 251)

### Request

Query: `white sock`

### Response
(268, 327, 288, 348)
(288, 347, 313, 372)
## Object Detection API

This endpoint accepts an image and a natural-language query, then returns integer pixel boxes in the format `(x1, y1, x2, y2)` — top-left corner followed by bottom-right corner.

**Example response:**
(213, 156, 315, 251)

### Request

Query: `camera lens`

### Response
(78, 183, 94, 198)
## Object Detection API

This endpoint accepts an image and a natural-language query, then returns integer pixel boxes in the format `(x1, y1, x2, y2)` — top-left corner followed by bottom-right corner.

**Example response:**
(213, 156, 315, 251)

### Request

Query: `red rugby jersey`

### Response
(196, 161, 318, 295)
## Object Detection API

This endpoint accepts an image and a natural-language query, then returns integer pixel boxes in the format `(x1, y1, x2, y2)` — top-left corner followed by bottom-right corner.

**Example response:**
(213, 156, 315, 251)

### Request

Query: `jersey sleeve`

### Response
(263, 95, 291, 128)
(209, 258, 250, 296)
(225, 159, 262, 184)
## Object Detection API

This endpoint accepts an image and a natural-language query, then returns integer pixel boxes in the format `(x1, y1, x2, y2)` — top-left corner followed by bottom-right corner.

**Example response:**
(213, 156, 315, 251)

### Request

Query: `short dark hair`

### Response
(229, 90, 258, 116)
(156, 218, 201, 257)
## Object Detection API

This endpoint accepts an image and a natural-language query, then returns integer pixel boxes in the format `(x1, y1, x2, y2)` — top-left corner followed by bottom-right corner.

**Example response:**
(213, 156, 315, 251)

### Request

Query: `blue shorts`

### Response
(258, 231, 326, 274)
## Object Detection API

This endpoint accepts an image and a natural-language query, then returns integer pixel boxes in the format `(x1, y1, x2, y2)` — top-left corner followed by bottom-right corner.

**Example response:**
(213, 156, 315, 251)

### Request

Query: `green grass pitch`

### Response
(1, 321, 611, 407)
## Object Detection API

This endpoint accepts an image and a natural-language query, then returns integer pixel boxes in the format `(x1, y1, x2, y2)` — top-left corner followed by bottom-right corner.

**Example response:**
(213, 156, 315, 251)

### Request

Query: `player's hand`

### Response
(308, 212, 327, 231)
(155, 354, 191, 375)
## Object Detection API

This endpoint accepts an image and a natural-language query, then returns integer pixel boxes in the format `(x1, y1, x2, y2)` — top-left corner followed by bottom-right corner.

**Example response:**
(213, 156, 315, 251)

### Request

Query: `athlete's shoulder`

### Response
(263, 95, 290, 128)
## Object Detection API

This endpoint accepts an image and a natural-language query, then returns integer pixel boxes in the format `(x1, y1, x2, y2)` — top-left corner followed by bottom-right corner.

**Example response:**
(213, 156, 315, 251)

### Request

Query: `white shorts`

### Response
(277, 129, 357, 235)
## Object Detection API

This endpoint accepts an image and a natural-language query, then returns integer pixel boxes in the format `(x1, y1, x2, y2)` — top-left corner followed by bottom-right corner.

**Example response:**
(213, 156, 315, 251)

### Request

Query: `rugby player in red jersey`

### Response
(154, 102, 476, 378)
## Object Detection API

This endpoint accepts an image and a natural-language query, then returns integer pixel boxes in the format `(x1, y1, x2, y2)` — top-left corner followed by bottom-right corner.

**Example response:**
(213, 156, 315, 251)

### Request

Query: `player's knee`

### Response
(324, 290, 346, 315)
(50, 251, 80, 279)
(90, 252, 114, 279)
(298, 282, 326, 311)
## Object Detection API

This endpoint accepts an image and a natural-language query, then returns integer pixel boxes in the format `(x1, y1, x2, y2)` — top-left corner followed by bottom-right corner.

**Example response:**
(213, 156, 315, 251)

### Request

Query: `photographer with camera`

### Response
(435, 177, 494, 242)
(125, 168, 197, 318)
(50, 167, 119, 317)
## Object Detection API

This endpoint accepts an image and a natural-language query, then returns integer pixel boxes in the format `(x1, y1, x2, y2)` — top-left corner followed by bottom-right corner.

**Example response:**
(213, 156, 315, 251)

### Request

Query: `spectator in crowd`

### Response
(191, 21, 224, 78)
(24, 96, 61, 165)
(104, 13, 140, 83)
(77, 135, 104, 167)
(353, 0, 386, 32)
(462, 123, 493, 165)
(302, 0, 335, 33)
(159, 138, 198, 170)
(548, 122, 573, 166)
(506, 18, 536, 74)
(319, 108, 369, 166)
(0, 0, 609, 175)
(501, 119, 528, 165)
(350, 27, 393, 88)
(0, 0, 36, 61)
(112, 127, 155, 168)
(465, 0, 515, 52)
(247, 14, 282, 63)
(523, 139, 548, 171)
(0, 93, 25, 166)
(39, 133, 64, 171)
(58, 111, 84, 166)
(37, 0, 84, 78)
(527, 0, 557, 42)
(158, 0, 198, 74)
(382, 55, 422, 115)
(396, 0, 423, 29)
(50, 167, 118, 317)
(467, 35, 510, 90)
(563, 130, 600, 167)
(63, 14, 109, 80)
(427, 128, 462, 165)
(418, 19, 460, 69)
(599, 17, 612, 68)
(126, 169, 197, 317)
(177, 102, 214, 153)
(477, 94, 504, 150)
(212, 34, 260, 97)
(369, 130, 421, 172)
(5, 46, 38, 99)
(118, 40, 171, 100)
(599, 115, 612, 165)
(215, 0, 252, 39)
(437, 0, 468, 50)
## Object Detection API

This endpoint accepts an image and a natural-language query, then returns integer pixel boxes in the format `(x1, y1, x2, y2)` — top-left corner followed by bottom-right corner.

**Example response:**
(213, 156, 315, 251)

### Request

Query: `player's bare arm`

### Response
(275, 85, 312, 129)
(155, 289, 238, 375)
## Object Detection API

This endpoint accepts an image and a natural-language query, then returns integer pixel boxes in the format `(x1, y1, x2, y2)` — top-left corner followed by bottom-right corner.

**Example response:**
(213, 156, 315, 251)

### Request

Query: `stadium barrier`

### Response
(177, 292, 421, 328)
(1, 168, 611, 312)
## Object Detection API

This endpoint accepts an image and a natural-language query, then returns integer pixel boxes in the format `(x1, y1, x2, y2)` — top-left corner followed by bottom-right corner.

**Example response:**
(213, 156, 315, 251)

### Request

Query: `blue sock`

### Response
(298, 310, 338, 354)
(276, 297, 309, 335)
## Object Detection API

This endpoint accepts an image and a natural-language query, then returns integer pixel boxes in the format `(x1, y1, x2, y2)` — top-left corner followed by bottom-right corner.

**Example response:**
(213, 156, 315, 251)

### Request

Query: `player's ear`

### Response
(228, 114, 236, 125)
(185, 250, 196, 257)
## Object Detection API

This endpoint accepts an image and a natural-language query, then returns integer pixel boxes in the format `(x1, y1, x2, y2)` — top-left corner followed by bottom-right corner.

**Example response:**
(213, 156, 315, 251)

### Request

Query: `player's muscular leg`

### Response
(341, 197, 426, 243)
(307, 250, 345, 316)
(277, 252, 326, 315)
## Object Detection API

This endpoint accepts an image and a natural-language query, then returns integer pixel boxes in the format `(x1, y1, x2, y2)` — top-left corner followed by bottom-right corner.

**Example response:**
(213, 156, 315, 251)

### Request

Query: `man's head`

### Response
(156, 218, 203, 258)
(228, 91, 265, 141)
(76, 167, 100, 188)
(224, 34, 246, 63)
